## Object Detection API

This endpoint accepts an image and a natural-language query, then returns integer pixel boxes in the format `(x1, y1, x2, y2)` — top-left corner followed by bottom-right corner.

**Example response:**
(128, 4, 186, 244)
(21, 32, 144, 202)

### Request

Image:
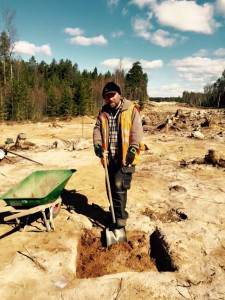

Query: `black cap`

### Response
(102, 82, 121, 99)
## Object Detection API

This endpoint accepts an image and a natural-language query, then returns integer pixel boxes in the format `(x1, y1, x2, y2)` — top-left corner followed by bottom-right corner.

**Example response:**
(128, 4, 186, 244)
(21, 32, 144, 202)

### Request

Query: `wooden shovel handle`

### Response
(103, 152, 116, 224)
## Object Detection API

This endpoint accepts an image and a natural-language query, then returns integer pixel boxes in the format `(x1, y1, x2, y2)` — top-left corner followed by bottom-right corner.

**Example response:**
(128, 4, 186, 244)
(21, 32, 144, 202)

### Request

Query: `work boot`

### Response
(116, 218, 127, 228)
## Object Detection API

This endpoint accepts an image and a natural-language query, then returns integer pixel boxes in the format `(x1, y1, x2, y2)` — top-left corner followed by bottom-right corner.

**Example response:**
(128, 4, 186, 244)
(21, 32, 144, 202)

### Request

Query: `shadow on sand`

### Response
(61, 189, 111, 228)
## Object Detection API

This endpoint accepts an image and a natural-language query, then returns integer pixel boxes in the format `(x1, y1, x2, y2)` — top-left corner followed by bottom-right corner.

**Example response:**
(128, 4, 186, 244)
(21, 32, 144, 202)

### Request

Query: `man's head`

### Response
(102, 81, 121, 109)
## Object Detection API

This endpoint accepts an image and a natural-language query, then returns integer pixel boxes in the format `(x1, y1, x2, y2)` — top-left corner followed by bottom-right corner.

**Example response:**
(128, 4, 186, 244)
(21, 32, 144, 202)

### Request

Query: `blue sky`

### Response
(0, 0, 225, 97)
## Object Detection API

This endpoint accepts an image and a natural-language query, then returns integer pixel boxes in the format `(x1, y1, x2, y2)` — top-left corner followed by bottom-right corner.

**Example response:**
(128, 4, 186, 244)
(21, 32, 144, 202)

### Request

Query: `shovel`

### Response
(103, 153, 127, 247)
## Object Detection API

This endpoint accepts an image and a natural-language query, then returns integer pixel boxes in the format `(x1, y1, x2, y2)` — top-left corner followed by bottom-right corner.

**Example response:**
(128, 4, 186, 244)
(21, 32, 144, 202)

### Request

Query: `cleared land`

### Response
(0, 102, 224, 300)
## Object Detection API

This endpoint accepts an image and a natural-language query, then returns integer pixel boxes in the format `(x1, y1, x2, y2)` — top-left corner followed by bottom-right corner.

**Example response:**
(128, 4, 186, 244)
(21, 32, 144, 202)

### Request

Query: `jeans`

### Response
(106, 159, 134, 220)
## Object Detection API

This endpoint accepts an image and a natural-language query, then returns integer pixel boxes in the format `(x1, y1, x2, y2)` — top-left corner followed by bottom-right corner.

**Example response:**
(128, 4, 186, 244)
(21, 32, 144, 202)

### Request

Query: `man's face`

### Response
(105, 92, 121, 109)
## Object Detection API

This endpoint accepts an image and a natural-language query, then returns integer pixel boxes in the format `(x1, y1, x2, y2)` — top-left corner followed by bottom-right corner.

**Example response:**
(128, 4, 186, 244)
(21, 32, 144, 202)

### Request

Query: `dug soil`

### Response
(76, 229, 157, 278)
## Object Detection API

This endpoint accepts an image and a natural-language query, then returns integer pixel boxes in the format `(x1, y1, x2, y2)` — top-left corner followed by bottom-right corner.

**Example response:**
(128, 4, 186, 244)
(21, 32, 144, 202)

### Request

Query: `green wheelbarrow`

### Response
(1, 169, 76, 231)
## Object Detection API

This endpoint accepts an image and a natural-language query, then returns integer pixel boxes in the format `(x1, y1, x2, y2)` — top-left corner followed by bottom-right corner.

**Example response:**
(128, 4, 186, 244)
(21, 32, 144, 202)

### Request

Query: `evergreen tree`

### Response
(45, 84, 60, 117)
(125, 61, 148, 108)
(8, 78, 28, 120)
(75, 77, 93, 116)
(59, 84, 74, 116)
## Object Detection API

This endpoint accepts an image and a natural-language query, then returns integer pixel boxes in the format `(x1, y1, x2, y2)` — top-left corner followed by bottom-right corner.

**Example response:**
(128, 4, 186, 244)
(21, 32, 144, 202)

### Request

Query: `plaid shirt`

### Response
(108, 100, 124, 159)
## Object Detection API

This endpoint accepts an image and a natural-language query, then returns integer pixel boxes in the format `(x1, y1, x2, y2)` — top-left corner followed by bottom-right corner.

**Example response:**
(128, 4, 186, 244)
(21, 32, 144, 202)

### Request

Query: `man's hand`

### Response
(125, 147, 136, 165)
(94, 144, 103, 158)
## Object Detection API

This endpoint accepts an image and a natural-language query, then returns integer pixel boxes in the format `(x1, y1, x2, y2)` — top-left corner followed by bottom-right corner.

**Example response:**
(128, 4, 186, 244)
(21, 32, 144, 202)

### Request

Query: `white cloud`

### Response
(101, 57, 163, 70)
(130, 0, 155, 9)
(153, 1, 220, 34)
(149, 80, 210, 97)
(64, 27, 107, 46)
(216, 0, 225, 16)
(64, 27, 84, 36)
(193, 49, 208, 57)
(69, 35, 107, 46)
(214, 48, 225, 56)
(132, 15, 153, 39)
(150, 55, 225, 97)
(149, 83, 185, 98)
(140, 59, 163, 69)
(107, 0, 119, 7)
(151, 29, 176, 47)
(178, 73, 206, 83)
(111, 30, 124, 38)
(13, 41, 52, 56)
(170, 56, 225, 84)
(132, 0, 220, 34)
(101, 58, 134, 69)
(132, 15, 185, 47)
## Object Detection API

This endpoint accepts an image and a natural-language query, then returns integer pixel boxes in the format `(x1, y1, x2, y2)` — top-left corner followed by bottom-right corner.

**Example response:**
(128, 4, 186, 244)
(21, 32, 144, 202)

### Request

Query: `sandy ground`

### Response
(0, 103, 225, 300)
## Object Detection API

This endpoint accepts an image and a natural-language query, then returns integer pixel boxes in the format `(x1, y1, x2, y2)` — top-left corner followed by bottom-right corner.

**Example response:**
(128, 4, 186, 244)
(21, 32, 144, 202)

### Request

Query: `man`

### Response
(93, 81, 143, 228)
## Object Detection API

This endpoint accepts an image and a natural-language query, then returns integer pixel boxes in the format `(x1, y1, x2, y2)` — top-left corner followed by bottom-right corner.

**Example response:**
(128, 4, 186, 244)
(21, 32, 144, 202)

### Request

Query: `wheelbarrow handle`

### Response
(5, 149, 43, 166)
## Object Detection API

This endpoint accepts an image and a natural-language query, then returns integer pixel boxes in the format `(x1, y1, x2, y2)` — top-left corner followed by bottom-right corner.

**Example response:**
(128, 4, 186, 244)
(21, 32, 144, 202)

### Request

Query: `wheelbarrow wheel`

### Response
(46, 198, 62, 219)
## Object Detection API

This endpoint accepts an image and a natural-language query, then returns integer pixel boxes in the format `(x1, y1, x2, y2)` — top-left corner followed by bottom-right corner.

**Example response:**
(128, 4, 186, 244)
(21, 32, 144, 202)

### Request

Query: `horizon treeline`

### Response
(1, 54, 224, 123)
(0, 53, 149, 121)
(152, 69, 225, 108)
(0, 51, 224, 122)
(0, 54, 148, 121)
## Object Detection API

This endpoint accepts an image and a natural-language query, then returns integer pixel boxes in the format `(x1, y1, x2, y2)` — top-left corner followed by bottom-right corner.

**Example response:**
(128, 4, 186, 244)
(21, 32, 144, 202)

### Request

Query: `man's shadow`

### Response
(61, 189, 111, 228)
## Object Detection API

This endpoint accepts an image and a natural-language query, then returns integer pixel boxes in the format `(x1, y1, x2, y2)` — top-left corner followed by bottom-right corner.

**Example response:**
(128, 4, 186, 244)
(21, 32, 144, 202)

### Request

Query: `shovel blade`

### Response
(105, 226, 127, 247)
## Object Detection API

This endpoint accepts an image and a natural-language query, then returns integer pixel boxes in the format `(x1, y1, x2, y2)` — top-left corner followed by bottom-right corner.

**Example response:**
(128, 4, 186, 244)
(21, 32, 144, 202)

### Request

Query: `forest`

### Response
(0, 8, 225, 121)
(0, 52, 149, 121)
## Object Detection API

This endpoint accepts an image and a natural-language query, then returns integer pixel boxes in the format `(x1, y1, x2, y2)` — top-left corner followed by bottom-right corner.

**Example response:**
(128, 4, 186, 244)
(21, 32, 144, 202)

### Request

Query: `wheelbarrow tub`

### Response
(1, 169, 76, 207)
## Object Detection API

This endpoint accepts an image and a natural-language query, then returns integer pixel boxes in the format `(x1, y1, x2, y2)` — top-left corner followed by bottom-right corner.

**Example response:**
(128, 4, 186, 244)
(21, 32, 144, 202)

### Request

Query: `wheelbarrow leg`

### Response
(4, 201, 59, 232)
(41, 207, 55, 232)
(16, 216, 29, 232)
(41, 210, 51, 232)
(48, 206, 55, 230)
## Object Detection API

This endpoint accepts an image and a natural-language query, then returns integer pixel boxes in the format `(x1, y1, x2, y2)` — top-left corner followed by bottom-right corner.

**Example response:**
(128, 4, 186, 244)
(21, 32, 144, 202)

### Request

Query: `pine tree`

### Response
(125, 61, 148, 108)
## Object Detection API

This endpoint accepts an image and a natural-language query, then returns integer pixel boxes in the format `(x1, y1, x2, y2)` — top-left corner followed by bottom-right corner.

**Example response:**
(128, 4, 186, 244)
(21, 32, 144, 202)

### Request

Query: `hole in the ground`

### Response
(143, 207, 188, 222)
(150, 227, 178, 272)
(76, 229, 157, 278)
